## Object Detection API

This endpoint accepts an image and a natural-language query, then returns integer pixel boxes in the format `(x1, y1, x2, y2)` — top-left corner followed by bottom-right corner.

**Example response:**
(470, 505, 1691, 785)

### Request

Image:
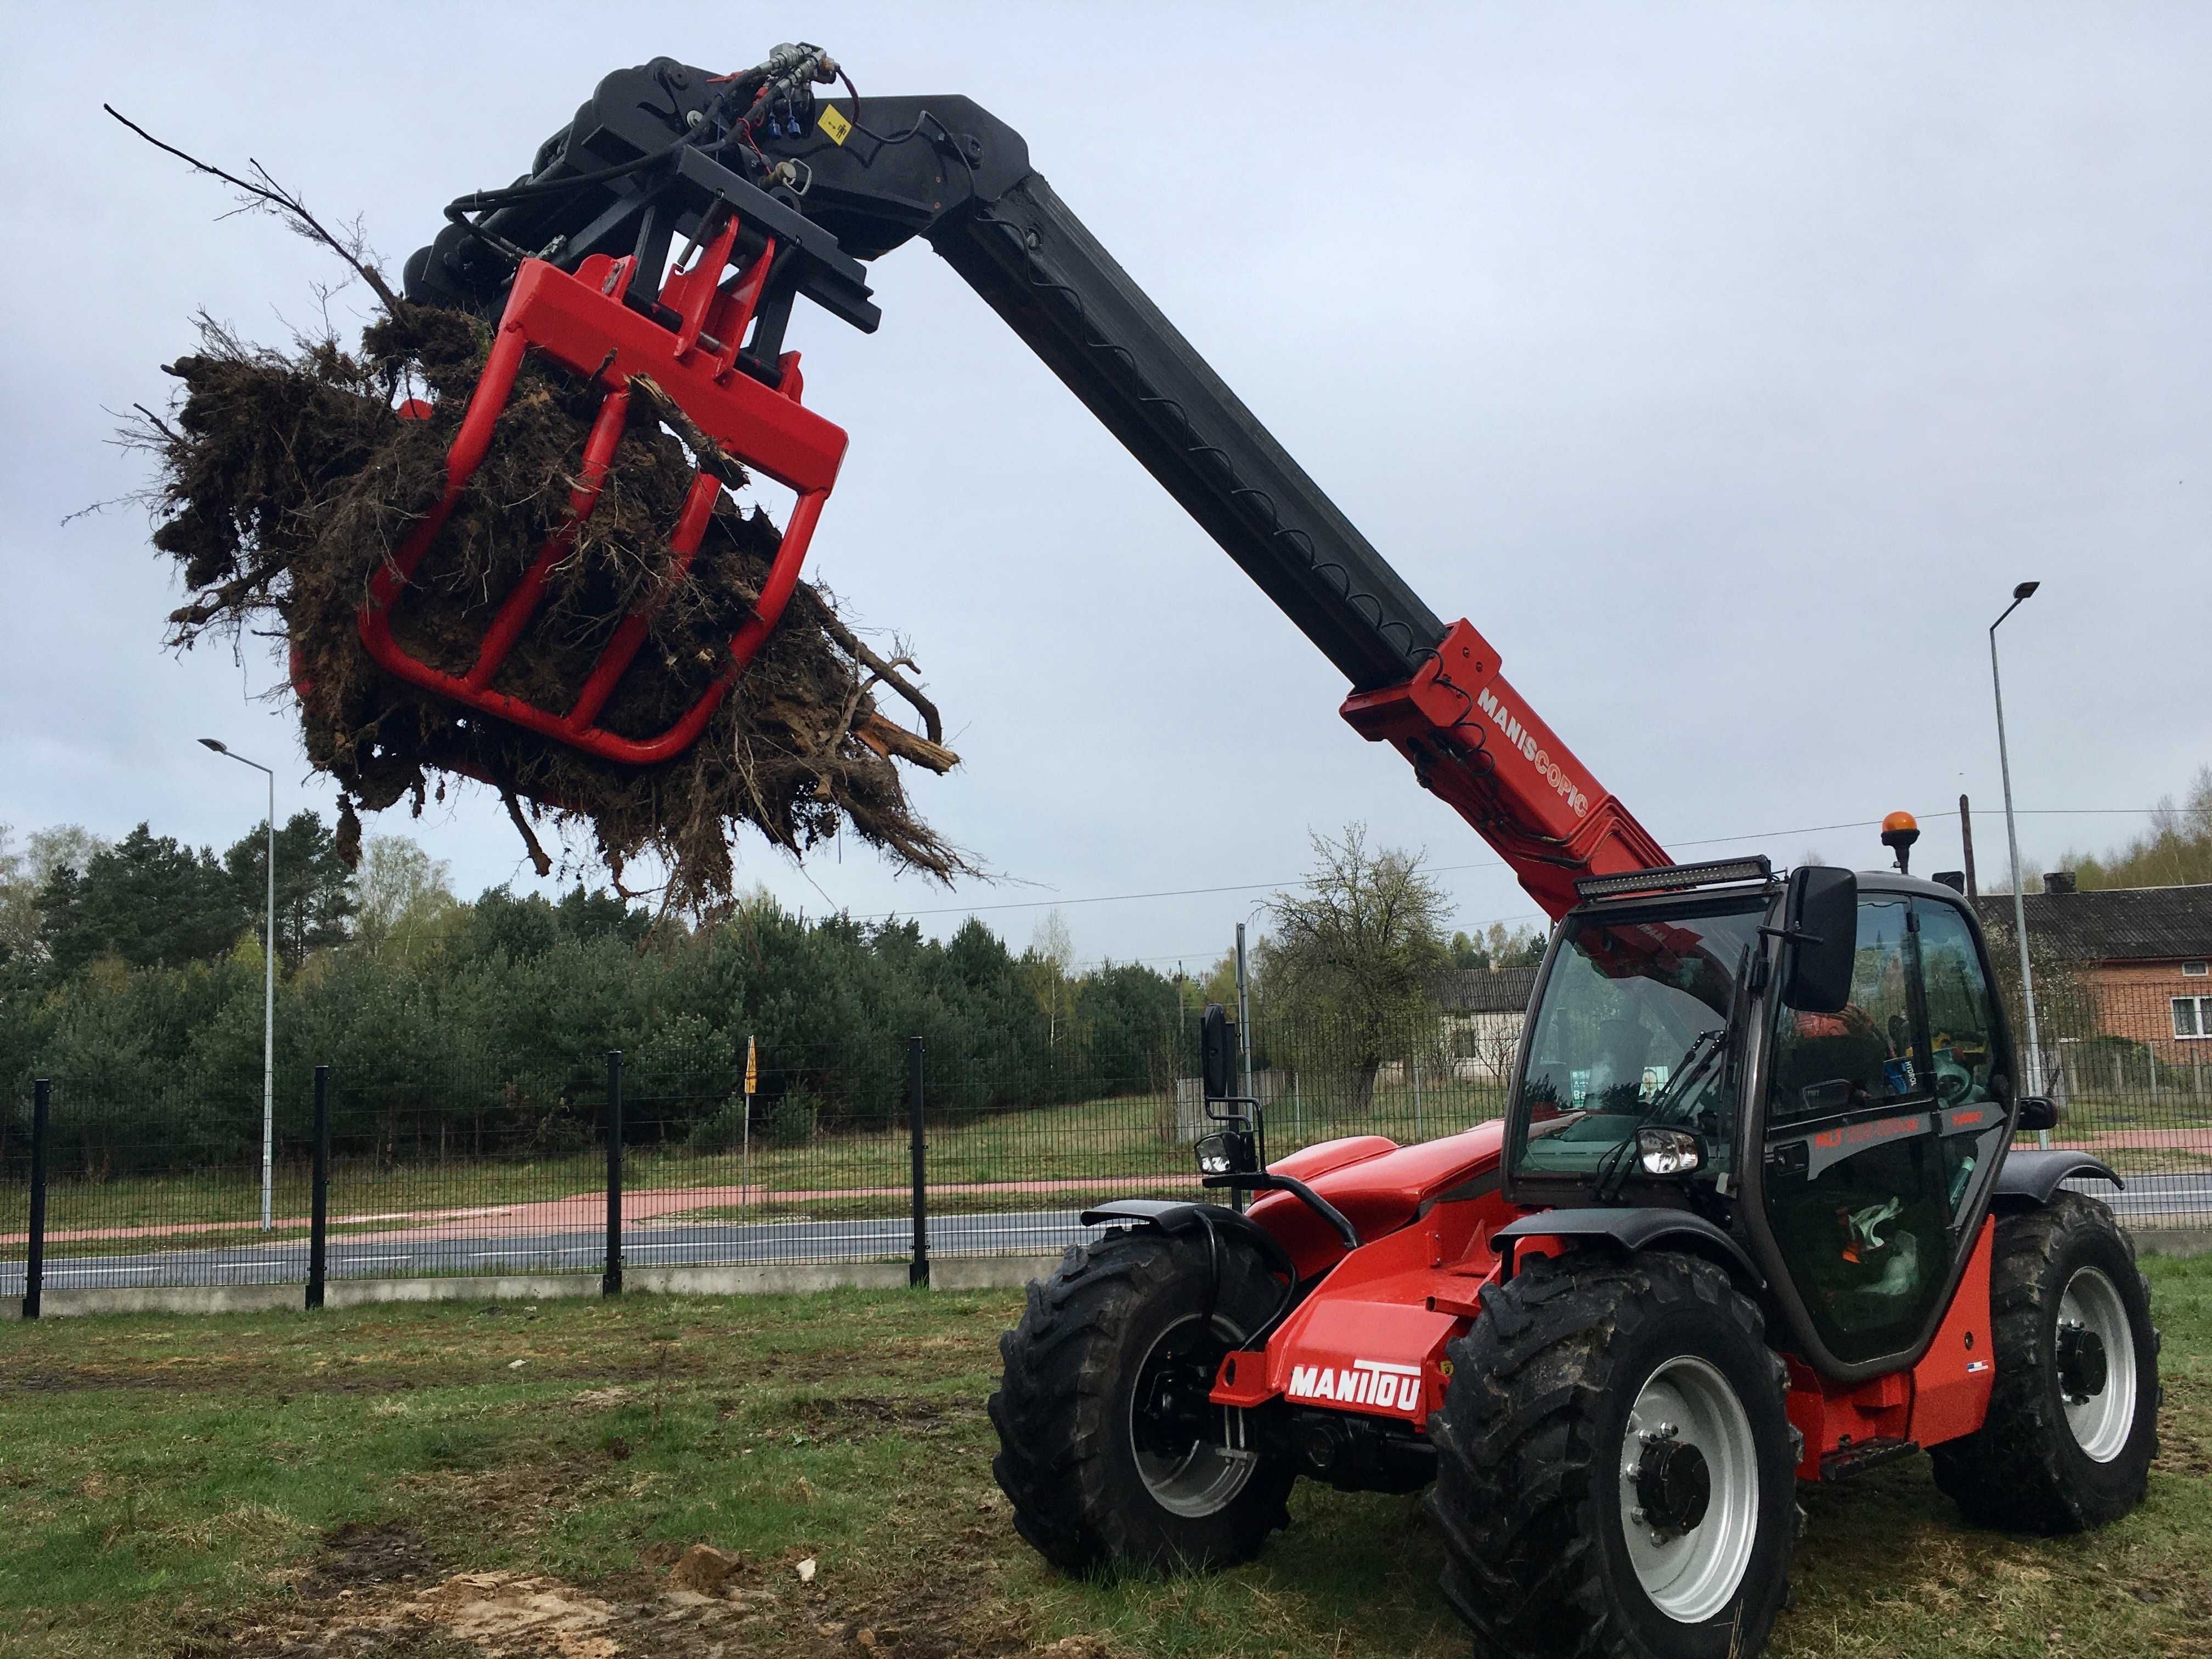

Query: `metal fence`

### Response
(5, 992, 2207, 1314)
(2019, 977, 2212, 1228)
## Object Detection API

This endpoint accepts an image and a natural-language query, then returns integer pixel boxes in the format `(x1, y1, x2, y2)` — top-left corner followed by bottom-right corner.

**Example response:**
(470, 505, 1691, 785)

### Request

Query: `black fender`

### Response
(1991, 1149, 2123, 1211)
(1079, 1199, 1301, 1291)
(1491, 1207, 1765, 1294)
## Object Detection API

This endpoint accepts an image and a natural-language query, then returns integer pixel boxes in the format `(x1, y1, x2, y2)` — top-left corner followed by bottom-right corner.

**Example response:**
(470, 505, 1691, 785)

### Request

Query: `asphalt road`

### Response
(0, 1210, 1103, 1294)
(4, 1173, 2207, 1296)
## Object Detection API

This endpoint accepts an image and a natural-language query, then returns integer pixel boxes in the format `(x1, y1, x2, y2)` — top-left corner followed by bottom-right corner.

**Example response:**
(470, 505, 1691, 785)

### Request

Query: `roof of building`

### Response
(1432, 965, 1541, 1014)
(1973, 882, 2212, 963)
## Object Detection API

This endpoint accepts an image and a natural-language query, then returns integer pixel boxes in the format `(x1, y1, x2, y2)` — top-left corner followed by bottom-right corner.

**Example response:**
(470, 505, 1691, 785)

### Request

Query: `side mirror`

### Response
(1780, 866, 1857, 1013)
(2016, 1095, 2061, 1133)
(1201, 1003, 1238, 1102)
(1195, 1127, 1260, 1177)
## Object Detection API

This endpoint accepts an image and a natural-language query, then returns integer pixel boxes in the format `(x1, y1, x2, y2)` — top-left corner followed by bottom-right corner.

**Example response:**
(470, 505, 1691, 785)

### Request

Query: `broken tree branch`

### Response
(500, 785, 554, 877)
(815, 614, 945, 745)
(629, 375, 749, 487)
(105, 104, 403, 315)
(854, 711, 959, 773)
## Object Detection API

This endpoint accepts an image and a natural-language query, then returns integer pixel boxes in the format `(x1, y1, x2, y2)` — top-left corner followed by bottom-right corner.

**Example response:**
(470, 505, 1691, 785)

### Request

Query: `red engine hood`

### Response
(1254, 1120, 1508, 1276)
(1211, 1120, 1520, 1431)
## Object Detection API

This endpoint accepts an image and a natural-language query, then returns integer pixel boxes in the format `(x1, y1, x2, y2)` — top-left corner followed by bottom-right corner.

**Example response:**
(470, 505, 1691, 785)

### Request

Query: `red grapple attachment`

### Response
(359, 215, 850, 766)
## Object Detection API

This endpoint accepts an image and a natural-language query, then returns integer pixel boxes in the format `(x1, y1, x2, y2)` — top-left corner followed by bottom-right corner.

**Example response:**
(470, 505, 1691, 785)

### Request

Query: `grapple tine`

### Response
(358, 221, 849, 768)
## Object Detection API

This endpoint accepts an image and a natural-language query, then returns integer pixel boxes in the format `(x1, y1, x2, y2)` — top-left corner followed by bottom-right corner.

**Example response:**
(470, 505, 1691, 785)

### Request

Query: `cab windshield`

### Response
(1512, 899, 1768, 1183)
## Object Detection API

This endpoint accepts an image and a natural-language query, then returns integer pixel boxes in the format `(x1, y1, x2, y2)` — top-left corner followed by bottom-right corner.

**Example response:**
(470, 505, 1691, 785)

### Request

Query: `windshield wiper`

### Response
(1646, 1027, 1727, 1122)
(1593, 1026, 1728, 1203)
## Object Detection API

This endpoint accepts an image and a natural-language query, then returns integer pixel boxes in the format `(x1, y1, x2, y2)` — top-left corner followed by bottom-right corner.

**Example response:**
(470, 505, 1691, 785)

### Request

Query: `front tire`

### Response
(1429, 1250, 1799, 1659)
(989, 1226, 1295, 1575)
(1930, 1192, 2159, 1531)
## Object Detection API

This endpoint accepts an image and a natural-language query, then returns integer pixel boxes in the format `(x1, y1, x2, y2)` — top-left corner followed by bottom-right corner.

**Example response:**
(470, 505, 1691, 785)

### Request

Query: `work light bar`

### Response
(1573, 855, 1774, 901)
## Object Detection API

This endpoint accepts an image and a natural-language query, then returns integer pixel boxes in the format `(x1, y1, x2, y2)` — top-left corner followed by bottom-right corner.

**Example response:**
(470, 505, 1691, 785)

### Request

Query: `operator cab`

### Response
(1502, 828, 2023, 1379)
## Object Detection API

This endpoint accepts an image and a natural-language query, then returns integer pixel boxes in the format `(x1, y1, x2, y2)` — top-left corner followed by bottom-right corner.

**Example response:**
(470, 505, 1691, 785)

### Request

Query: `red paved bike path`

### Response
(4, 1174, 1198, 1248)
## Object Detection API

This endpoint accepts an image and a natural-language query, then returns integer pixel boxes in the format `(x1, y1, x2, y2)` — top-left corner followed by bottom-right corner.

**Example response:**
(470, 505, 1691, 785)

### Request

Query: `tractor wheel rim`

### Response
(1620, 1355, 1760, 1624)
(1128, 1313, 1256, 1519)
(2057, 1265, 2137, 1463)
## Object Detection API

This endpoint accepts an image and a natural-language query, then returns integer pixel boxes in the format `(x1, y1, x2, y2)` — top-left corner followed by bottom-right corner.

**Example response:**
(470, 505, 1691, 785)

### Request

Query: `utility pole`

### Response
(1234, 922, 1254, 1103)
(200, 738, 277, 1229)
(1959, 793, 1978, 903)
(1989, 583, 2047, 1144)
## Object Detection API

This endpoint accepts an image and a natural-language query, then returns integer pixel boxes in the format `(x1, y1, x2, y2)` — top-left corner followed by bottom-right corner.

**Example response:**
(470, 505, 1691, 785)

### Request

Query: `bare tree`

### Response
(1026, 909, 1077, 1046)
(1260, 825, 1450, 1113)
(354, 835, 458, 960)
(0, 826, 112, 964)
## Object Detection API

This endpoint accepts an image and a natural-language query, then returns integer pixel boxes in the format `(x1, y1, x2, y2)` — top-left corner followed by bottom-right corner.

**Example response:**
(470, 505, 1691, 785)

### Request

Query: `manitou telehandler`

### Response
(394, 45, 2159, 1659)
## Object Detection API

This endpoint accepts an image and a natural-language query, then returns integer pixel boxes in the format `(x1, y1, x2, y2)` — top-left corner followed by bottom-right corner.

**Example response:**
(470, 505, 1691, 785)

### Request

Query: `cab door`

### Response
(1759, 891, 1955, 1367)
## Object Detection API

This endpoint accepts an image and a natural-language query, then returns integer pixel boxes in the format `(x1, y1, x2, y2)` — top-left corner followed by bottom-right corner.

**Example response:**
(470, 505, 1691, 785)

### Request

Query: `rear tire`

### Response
(1930, 1192, 2159, 1532)
(989, 1226, 1296, 1575)
(1429, 1250, 1799, 1659)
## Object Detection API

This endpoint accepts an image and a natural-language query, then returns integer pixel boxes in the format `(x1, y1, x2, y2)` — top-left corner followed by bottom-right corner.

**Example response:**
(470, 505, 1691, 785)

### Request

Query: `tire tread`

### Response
(1429, 1250, 1795, 1659)
(1928, 1193, 2160, 1533)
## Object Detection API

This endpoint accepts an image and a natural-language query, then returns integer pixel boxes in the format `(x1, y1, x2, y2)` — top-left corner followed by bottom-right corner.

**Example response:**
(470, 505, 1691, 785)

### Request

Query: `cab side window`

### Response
(1768, 895, 1922, 1121)
(1916, 901, 1999, 1105)
(1915, 898, 2008, 1222)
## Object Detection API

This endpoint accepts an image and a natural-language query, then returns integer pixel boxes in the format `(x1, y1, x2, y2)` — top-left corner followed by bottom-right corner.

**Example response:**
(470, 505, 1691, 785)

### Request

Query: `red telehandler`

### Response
(395, 46, 2159, 1659)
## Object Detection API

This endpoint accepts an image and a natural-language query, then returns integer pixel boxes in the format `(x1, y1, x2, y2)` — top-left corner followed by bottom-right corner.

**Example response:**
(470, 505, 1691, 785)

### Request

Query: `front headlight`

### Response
(1635, 1126, 1703, 1177)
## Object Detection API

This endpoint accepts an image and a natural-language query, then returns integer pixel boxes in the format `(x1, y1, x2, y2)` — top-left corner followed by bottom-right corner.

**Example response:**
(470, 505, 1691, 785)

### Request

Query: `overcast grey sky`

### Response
(5, 3, 2207, 971)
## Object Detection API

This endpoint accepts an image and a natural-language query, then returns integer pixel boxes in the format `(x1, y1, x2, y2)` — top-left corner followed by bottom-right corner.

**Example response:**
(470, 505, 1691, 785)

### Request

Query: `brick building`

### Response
(1975, 877, 2212, 1065)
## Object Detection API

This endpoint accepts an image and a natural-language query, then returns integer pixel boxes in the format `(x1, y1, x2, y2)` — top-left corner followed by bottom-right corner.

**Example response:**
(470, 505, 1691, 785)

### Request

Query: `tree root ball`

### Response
(137, 303, 967, 909)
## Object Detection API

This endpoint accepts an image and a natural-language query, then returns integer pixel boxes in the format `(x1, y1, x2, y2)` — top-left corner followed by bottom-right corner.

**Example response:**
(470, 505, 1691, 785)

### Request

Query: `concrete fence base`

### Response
(2, 1252, 1068, 1321)
(5, 1223, 2204, 1321)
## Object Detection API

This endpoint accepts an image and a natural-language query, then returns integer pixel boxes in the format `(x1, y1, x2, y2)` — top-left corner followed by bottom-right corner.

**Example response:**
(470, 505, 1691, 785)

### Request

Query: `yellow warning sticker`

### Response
(817, 105, 852, 146)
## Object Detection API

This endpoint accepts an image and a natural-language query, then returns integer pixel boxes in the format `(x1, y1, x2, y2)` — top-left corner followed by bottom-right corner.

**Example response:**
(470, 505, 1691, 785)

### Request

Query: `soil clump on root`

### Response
(139, 302, 964, 908)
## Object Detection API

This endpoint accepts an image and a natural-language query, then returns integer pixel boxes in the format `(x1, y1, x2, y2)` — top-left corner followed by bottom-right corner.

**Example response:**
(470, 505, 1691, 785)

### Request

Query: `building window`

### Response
(2177, 997, 2212, 1040)
(2186, 960, 2209, 977)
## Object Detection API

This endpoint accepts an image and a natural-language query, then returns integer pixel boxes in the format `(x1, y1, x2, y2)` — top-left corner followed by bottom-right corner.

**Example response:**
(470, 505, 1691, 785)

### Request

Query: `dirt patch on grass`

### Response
(295, 1521, 444, 1603)
(2155, 1372, 2212, 1479)
(784, 1395, 962, 1442)
(196, 1526, 1097, 1659)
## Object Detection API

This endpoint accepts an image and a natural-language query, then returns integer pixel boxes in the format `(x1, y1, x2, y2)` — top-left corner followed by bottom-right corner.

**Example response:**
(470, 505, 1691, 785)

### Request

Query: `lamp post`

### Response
(1989, 582, 2046, 1145)
(200, 738, 276, 1228)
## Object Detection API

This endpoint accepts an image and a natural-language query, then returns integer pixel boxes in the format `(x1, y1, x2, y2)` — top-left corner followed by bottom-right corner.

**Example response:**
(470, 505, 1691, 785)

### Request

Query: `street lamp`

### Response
(200, 738, 276, 1229)
(1989, 582, 2047, 1145)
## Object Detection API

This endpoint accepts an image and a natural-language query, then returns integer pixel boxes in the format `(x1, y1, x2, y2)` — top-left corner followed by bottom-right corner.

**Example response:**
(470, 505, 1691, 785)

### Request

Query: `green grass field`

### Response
(1, 1254, 2207, 1658)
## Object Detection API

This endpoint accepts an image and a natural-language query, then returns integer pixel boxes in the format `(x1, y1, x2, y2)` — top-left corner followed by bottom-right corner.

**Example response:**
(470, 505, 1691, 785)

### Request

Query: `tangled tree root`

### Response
(134, 303, 968, 909)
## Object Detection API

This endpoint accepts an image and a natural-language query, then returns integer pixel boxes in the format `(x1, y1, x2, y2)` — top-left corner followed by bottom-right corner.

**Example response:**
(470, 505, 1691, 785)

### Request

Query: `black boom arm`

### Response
(406, 52, 1445, 692)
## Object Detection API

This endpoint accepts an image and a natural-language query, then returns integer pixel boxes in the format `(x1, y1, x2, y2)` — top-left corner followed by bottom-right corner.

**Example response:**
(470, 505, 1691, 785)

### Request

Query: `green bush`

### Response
(684, 1095, 750, 1154)
(761, 1088, 820, 1148)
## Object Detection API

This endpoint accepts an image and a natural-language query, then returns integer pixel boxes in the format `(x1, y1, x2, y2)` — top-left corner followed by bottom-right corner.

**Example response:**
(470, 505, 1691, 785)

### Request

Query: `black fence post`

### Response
(306, 1065, 330, 1311)
(908, 1036, 928, 1288)
(603, 1051, 624, 1297)
(21, 1079, 49, 1320)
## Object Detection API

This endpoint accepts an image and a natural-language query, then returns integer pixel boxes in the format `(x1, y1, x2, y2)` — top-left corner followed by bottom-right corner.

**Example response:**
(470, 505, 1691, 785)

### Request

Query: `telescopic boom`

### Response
(407, 51, 1671, 917)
